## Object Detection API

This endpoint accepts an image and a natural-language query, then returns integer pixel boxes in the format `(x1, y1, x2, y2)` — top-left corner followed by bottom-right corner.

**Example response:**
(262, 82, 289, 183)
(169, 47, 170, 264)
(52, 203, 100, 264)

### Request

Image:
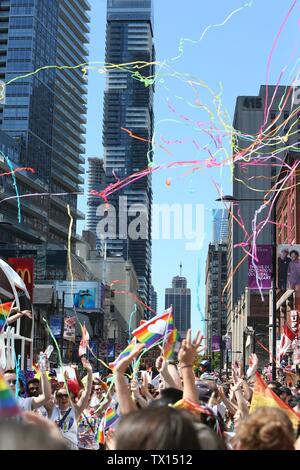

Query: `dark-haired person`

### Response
(287, 250, 300, 290)
(27, 378, 49, 418)
(278, 249, 290, 290)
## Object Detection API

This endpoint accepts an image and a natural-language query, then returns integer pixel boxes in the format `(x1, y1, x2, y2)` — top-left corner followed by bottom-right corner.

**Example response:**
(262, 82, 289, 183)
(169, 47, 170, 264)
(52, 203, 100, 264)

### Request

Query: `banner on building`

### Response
(289, 310, 299, 340)
(212, 335, 221, 352)
(7, 257, 34, 300)
(63, 316, 76, 343)
(277, 245, 300, 291)
(248, 245, 272, 290)
(49, 315, 62, 337)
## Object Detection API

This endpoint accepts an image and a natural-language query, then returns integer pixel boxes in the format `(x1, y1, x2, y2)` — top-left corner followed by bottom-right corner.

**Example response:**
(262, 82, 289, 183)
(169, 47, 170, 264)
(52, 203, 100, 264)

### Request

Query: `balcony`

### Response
(52, 158, 84, 185)
(52, 168, 81, 192)
(50, 194, 85, 220)
(0, 212, 46, 243)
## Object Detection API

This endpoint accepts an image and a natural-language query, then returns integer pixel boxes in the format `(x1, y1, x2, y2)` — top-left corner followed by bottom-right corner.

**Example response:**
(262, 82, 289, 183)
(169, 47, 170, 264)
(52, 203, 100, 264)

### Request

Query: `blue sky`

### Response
(79, 0, 300, 334)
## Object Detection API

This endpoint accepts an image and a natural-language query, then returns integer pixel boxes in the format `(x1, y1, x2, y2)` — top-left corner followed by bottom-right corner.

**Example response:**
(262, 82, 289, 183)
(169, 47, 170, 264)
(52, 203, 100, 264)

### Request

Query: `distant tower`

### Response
(165, 272, 191, 338)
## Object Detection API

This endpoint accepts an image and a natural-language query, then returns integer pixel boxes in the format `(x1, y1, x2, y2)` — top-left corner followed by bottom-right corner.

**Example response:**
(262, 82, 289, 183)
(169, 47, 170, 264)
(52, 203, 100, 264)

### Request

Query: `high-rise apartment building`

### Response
(0, 0, 90, 261)
(102, 0, 155, 306)
(165, 274, 191, 338)
(86, 157, 106, 252)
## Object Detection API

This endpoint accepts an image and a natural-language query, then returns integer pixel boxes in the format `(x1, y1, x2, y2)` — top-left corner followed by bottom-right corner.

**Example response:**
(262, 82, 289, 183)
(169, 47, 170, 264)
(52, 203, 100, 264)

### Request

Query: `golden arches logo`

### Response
(16, 268, 32, 285)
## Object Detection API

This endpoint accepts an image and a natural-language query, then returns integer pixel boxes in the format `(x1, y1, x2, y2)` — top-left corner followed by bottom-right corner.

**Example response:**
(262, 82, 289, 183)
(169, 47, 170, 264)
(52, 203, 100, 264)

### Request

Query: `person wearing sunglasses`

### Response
(4, 368, 52, 413)
(48, 357, 93, 450)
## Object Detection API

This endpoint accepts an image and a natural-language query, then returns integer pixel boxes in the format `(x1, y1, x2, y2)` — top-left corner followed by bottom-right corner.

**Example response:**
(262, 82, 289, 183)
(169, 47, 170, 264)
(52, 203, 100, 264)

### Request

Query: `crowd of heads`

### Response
(1, 330, 300, 451)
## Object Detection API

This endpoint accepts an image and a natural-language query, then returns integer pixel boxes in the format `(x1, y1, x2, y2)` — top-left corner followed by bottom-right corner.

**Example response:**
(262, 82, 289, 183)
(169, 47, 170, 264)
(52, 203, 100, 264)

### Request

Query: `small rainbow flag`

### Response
(250, 372, 300, 430)
(163, 328, 181, 361)
(97, 415, 106, 445)
(105, 407, 119, 429)
(109, 339, 136, 369)
(132, 308, 173, 349)
(0, 302, 13, 331)
(0, 372, 21, 418)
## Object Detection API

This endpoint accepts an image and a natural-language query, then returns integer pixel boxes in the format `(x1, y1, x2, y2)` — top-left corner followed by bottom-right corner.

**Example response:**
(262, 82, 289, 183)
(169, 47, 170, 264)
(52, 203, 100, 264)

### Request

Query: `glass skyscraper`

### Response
(102, 0, 155, 306)
(0, 0, 90, 254)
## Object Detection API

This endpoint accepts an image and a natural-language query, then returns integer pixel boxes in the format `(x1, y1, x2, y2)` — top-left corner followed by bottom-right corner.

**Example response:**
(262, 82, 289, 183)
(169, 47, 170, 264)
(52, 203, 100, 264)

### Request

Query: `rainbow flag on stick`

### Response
(163, 328, 181, 361)
(0, 372, 21, 418)
(109, 339, 136, 370)
(0, 302, 13, 331)
(132, 308, 173, 349)
(250, 372, 300, 430)
(97, 415, 106, 445)
(105, 407, 120, 428)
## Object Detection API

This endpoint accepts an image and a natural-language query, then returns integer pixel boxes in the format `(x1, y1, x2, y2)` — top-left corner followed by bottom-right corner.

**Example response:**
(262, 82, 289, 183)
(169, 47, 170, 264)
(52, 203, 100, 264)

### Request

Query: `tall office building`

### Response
(0, 0, 90, 259)
(102, 0, 155, 306)
(205, 243, 227, 357)
(227, 85, 292, 353)
(165, 271, 191, 338)
(212, 209, 228, 244)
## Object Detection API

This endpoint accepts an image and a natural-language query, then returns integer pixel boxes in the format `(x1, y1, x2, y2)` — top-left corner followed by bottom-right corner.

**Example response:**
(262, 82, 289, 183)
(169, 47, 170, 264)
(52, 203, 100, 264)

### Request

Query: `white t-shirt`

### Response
(51, 406, 78, 450)
(17, 397, 33, 412)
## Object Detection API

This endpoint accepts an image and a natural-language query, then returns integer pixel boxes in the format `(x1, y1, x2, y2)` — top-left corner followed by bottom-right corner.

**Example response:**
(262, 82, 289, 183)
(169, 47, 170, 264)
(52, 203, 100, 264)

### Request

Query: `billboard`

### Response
(277, 245, 300, 291)
(55, 281, 100, 309)
(7, 257, 34, 300)
(248, 245, 272, 290)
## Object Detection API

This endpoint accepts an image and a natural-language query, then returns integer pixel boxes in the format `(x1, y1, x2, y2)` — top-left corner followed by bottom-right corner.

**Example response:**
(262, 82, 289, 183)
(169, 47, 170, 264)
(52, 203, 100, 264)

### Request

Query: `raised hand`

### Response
(114, 343, 145, 375)
(21, 310, 32, 319)
(178, 329, 202, 366)
(81, 356, 92, 371)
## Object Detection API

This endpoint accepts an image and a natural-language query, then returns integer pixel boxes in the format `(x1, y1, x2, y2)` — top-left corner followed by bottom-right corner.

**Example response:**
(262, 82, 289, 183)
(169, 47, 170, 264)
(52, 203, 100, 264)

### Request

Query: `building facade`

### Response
(165, 275, 191, 338)
(205, 243, 228, 360)
(101, 0, 155, 306)
(227, 85, 292, 360)
(0, 0, 90, 258)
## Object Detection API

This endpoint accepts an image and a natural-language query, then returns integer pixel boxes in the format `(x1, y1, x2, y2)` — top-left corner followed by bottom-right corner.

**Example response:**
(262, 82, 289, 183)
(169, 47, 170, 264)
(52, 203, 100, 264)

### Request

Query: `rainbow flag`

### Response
(109, 339, 136, 370)
(132, 308, 173, 348)
(163, 328, 180, 361)
(104, 407, 119, 429)
(250, 372, 300, 430)
(97, 415, 106, 445)
(0, 302, 13, 331)
(0, 372, 21, 418)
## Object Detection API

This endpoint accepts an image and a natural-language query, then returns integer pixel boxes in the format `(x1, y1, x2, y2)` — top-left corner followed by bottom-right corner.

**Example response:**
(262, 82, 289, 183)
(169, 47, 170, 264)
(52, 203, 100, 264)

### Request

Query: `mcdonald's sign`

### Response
(7, 258, 34, 300)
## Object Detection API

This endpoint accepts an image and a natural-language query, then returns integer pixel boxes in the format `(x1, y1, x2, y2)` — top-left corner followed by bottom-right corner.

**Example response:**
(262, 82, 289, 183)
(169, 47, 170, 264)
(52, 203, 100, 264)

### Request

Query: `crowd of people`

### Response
(1, 327, 300, 451)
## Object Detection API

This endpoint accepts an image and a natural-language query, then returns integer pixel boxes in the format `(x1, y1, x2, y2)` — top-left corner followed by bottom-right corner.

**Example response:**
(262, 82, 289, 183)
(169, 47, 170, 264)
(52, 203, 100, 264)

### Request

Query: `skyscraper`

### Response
(165, 271, 191, 338)
(0, 0, 90, 258)
(102, 0, 155, 306)
(212, 209, 228, 244)
(86, 157, 106, 252)
(227, 85, 292, 354)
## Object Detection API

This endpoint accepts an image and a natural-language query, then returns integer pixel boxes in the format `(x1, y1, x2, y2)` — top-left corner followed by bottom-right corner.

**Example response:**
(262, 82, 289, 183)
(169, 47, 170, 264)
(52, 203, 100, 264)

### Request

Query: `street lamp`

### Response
(215, 195, 277, 380)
